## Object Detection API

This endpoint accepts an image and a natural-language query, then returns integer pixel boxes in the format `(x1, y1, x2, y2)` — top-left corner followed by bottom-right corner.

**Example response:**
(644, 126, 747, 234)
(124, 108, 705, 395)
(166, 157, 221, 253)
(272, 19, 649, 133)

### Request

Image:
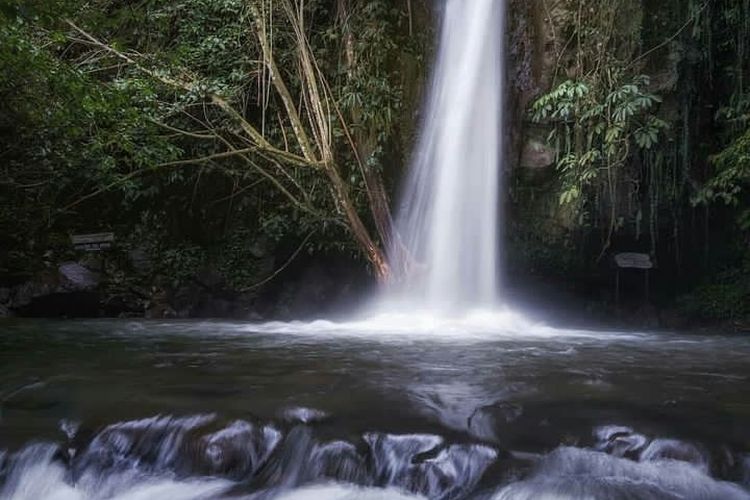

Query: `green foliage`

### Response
(1, 0, 425, 291)
(215, 228, 271, 290)
(678, 252, 750, 320)
(532, 76, 667, 209)
(160, 244, 207, 284)
(696, 128, 750, 207)
(0, 15, 179, 277)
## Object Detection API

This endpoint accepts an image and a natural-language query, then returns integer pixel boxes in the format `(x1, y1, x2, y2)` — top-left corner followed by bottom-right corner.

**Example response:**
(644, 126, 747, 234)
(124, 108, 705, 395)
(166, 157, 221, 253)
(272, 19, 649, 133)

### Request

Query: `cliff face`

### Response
(506, 0, 589, 285)
(505, 0, 748, 323)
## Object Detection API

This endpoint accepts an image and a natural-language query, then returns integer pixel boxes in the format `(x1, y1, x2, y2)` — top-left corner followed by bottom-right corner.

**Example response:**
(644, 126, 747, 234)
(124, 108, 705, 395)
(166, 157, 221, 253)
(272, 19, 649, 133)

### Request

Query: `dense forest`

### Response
(0, 0, 748, 326)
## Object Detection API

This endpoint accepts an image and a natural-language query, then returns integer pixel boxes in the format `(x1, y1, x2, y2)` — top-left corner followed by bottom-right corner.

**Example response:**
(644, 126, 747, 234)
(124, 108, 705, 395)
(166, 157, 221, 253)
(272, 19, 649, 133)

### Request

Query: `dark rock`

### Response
(11, 275, 58, 309)
(58, 262, 100, 291)
(195, 266, 225, 289)
(363, 433, 497, 499)
(593, 425, 649, 459)
(520, 139, 555, 169)
(171, 284, 201, 318)
(199, 420, 282, 479)
(6, 262, 104, 317)
(270, 257, 372, 319)
(128, 247, 152, 274)
(144, 287, 175, 319)
(639, 439, 709, 472)
(310, 441, 368, 484)
(469, 402, 524, 442)
(495, 447, 748, 500)
(280, 407, 329, 424)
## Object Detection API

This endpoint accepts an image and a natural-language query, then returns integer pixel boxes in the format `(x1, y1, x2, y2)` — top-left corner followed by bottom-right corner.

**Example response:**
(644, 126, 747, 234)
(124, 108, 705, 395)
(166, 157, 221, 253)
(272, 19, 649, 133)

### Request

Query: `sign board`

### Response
(71, 232, 115, 252)
(614, 252, 653, 270)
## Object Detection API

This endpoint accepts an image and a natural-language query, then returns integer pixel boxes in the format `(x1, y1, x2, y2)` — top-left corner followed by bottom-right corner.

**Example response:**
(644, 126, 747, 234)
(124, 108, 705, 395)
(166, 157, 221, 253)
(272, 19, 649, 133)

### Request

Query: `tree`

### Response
(58, 0, 400, 280)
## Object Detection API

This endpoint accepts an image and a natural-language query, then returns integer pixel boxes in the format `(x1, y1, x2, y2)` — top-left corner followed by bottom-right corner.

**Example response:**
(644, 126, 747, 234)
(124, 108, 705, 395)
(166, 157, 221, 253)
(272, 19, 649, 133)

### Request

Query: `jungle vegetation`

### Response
(0, 0, 748, 322)
(520, 0, 749, 322)
(1, 0, 424, 288)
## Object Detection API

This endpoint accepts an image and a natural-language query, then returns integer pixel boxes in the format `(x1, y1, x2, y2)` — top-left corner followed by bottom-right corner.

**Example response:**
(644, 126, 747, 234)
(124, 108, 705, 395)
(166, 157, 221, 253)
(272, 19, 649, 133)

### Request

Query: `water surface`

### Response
(1, 319, 749, 499)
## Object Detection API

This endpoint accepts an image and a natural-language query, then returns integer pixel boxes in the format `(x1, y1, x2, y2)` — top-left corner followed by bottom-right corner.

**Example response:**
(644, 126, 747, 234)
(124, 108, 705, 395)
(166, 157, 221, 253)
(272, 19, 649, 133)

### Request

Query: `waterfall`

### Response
(389, 0, 505, 309)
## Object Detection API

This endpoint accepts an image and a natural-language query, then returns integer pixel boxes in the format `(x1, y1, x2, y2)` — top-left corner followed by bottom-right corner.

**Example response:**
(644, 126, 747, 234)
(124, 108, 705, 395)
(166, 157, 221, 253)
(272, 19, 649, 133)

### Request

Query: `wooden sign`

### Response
(614, 252, 653, 270)
(71, 232, 115, 251)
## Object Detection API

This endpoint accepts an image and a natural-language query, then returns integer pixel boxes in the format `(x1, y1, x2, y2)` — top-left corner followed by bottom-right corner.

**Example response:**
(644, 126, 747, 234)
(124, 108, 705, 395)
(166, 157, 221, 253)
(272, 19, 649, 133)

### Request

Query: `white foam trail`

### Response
(389, 0, 505, 309)
(0, 444, 233, 500)
(248, 307, 645, 343)
(275, 484, 424, 500)
(492, 447, 750, 500)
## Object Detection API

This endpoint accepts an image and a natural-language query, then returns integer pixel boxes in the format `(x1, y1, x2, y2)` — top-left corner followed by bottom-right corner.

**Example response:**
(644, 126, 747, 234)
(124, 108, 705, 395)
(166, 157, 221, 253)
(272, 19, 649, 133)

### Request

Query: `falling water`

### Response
(389, 0, 505, 309)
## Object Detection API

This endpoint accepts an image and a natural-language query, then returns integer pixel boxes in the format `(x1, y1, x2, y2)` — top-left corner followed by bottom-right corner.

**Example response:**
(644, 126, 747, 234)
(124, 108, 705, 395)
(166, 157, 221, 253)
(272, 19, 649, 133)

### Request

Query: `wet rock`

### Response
(144, 286, 175, 319)
(0, 304, 11, 318)
(59, 419, 80, 441)
(364, 433, 497, 500)
(310, 440, 368, 484)
(2, 380, 64, 412)
(59, 262, 100, 291)
(639, 439, 709, 472)
(520, 139, 555, 169)
(10, 275, 57, 309)
(281, 407, 329, 424)
(364, 433, 444, 484)
(414, 444, 497, 500)
(492, 447, 749, 500)
(72, 414, 217, 481)
(468, 402, 523, 442)
(254, 426, 317, 488)
(593, 425, 649, 459)
(200, 420, 281, 479)
(6, 263, 104, 316)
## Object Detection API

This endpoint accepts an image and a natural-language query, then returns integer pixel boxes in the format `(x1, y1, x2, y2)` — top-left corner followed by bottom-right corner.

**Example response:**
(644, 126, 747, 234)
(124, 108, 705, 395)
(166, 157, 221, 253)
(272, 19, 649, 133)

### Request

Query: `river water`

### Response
(1, 318, 749, 499)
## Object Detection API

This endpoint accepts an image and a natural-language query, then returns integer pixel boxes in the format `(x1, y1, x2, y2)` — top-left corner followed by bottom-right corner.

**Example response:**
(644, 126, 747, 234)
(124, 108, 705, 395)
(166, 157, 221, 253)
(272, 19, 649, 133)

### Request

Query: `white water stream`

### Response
(389, 0, 504, 309)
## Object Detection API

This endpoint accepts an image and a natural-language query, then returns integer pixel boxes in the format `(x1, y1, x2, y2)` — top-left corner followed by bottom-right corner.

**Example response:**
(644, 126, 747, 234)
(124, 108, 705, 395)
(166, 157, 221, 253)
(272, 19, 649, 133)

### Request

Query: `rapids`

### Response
(1, 320, 749, 499)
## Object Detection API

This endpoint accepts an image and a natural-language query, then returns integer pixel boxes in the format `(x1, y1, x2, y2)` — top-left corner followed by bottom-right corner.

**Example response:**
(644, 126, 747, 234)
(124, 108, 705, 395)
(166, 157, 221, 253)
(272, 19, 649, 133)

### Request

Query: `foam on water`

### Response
(245, 306, 643, 343)
(4, 425, 747, 500)
(493, 447, 750, 500)
(274, 484, 425, 500)
(0, 416, 493, 500)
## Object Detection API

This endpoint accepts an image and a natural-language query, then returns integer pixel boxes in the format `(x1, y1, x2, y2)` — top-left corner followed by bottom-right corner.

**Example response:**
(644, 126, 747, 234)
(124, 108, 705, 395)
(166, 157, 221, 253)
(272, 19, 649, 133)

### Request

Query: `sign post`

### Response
(71, 233, 115, 252)
(614, 253, 654, 305)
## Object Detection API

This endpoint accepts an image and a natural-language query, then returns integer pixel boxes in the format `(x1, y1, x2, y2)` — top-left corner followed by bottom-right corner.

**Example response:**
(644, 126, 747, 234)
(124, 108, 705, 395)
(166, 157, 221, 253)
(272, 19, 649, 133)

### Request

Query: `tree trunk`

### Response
(325, 162, 391, 282)
(337, 0, 395, 254)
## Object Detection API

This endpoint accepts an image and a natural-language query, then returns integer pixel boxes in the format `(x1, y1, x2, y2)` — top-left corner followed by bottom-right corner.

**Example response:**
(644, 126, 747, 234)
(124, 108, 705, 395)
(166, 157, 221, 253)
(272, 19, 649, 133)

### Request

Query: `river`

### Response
(1, 319, 748, 499)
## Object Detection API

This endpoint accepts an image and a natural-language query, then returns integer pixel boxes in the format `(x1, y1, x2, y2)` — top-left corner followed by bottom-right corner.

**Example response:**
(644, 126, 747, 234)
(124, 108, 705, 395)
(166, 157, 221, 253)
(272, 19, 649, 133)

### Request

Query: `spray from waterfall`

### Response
(388, 0, 505, 309)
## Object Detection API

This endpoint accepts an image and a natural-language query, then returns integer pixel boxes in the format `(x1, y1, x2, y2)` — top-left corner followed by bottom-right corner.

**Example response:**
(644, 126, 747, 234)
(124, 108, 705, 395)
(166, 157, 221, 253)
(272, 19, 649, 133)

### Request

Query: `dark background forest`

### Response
(0, 0, 748, 328)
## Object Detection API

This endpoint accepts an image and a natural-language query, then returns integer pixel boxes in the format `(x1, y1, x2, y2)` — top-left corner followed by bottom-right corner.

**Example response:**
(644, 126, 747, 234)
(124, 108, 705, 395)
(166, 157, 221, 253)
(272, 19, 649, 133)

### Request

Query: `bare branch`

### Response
(154, 148, 255, 168)
(248, 1, 318, 163)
